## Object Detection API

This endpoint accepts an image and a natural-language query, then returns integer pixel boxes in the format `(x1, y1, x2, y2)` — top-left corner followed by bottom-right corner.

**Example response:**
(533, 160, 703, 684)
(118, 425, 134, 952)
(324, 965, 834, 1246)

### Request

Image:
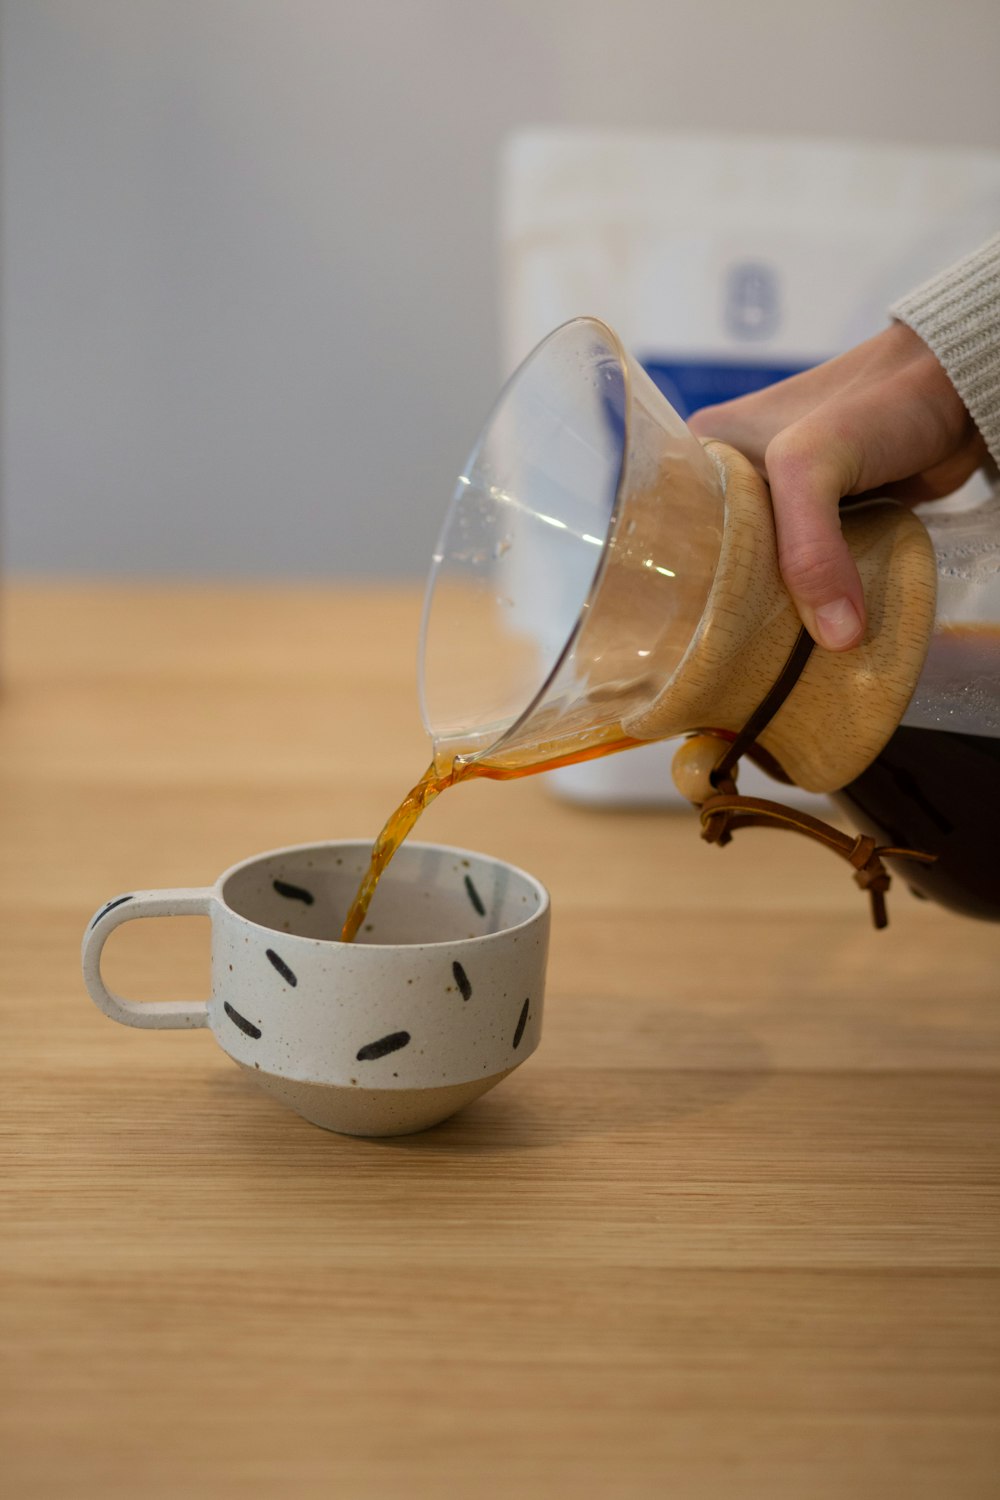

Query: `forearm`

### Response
(891, 233, 1000, 468)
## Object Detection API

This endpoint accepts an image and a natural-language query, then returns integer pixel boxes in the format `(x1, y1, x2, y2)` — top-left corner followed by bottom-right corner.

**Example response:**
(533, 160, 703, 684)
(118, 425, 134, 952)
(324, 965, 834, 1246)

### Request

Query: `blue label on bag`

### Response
(641, 357, 815, 420)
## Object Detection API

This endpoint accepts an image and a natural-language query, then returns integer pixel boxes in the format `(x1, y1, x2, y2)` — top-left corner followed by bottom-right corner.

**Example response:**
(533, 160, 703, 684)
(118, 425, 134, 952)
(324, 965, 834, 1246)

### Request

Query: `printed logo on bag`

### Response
(724, 262, 780, 340)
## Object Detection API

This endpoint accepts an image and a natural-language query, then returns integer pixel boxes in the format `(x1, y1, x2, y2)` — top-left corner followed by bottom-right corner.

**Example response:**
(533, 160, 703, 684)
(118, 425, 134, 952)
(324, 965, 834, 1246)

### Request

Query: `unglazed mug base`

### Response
(240, 1064, 516, 1137)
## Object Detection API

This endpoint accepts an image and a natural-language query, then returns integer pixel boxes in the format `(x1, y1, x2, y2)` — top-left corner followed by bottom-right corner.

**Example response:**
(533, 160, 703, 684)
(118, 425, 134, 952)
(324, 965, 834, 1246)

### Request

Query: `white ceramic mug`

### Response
(82, 840, 549, 1137)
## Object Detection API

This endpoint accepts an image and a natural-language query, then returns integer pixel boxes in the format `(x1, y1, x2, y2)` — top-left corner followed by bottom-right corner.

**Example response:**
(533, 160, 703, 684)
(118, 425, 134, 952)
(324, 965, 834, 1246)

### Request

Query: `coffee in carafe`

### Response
(836, 619, 1000, 920)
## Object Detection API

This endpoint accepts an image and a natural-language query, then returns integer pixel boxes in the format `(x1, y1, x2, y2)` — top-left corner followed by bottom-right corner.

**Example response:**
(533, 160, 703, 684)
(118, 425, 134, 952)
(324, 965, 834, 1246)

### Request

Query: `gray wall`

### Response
(3, 0, 999, 577)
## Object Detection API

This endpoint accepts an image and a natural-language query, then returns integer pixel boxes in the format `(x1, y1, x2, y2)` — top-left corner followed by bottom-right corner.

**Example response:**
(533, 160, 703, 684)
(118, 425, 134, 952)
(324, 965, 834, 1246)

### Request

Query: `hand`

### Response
(688, 321, 987, 650)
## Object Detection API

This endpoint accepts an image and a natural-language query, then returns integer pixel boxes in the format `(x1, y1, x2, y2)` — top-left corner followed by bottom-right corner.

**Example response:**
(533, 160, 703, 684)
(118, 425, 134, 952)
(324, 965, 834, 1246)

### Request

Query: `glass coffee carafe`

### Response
(420, 318, 1000, 922)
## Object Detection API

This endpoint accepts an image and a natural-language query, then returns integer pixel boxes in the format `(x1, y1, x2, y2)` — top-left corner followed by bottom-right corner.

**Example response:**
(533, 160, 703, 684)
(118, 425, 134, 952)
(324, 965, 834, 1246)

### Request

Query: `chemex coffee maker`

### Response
(420, 319, 1000, 925)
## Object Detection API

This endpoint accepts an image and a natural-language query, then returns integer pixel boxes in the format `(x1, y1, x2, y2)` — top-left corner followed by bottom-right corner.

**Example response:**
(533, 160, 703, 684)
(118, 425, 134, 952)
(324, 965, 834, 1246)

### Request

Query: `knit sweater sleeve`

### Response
(890, 232, 1000, 467)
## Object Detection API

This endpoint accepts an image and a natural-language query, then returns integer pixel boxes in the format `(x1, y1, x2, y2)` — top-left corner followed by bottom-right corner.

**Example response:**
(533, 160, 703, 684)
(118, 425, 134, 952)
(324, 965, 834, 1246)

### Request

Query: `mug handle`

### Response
(81, 888, 216, 1029)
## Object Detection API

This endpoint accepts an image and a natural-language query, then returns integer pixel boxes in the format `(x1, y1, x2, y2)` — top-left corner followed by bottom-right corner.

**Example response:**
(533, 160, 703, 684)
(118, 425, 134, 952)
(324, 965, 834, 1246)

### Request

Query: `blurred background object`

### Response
(2, 0, 1000, 578)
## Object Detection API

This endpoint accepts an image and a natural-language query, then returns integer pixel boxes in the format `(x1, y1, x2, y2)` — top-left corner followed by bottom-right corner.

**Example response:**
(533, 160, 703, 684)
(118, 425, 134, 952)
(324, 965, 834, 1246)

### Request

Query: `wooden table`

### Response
(2, 582, 998, 1499)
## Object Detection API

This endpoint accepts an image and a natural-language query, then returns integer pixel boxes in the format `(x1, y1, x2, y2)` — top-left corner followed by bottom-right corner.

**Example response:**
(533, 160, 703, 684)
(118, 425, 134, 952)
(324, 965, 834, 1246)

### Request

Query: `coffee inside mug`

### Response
(222, 842, 541, 945)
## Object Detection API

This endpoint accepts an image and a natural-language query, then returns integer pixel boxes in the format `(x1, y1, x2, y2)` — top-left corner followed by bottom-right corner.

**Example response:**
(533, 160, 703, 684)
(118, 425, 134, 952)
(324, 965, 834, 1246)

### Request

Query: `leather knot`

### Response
(697, 790, 934, 930)
(681, 624, 937, 931)
(848, 839, 893, 929)
(846, 833, 879, 873)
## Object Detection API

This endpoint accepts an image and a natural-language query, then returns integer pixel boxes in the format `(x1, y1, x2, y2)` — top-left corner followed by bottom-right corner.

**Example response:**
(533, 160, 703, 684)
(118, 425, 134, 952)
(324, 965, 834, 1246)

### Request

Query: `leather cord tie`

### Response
(695, 626, 937, 930)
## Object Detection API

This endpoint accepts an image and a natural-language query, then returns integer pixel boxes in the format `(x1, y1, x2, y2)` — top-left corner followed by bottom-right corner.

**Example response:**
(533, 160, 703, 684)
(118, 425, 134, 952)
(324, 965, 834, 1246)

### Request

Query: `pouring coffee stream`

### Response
(342, 318, 1000, 940)
(340, 726, 641, 942)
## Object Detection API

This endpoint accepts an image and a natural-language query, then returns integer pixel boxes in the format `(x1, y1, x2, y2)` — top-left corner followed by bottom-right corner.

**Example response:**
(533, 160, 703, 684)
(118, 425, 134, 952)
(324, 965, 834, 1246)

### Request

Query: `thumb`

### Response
(764, 425, 867, 652)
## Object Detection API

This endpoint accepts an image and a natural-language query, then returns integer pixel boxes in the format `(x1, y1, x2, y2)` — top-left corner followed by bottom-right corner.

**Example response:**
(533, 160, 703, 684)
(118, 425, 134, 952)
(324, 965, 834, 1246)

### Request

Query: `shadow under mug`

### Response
(81, 840, 550, 1137)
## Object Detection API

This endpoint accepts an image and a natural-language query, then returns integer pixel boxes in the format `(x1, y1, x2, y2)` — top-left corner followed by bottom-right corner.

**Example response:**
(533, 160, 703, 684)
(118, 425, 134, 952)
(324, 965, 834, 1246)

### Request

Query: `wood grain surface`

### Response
(1, 582, 998, 1499)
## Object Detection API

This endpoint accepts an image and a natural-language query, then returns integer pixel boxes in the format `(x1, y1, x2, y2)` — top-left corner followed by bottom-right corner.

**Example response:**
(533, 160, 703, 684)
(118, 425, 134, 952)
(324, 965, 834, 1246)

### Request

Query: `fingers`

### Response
(688, 322, 982, 652)
(764, 423, 866, 651)
(693, 401, 868, 649)
(690, 393, 791, 469)
(688, 352, 858, 465)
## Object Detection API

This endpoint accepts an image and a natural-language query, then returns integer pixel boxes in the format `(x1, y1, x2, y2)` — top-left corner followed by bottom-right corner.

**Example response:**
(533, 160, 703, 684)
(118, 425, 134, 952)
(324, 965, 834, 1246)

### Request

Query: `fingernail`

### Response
(814, 597, 862, 650)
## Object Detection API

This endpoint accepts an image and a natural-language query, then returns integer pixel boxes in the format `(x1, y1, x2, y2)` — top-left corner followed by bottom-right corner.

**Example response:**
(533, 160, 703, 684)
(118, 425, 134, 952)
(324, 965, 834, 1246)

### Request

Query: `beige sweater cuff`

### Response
(890, 233, 1000, 467)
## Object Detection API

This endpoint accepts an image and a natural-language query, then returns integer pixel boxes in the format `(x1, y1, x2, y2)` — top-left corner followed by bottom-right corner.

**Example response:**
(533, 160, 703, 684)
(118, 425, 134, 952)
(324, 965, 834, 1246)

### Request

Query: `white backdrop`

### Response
(2, 0, 999, 576)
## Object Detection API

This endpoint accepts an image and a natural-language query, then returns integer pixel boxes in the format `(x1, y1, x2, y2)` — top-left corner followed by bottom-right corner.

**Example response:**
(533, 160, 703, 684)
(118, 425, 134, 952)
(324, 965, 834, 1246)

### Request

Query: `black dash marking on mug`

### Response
(463, 874, 486, 916)
(272, 878, 314, 905)
(512, 998, 530, 1050)
(224, 1001, 262, 1040)
(90, 894, 134, 929)
(356, 1031, 411, 1062)
(452, 960, 472, 1001)
(265, 948, 298, 987)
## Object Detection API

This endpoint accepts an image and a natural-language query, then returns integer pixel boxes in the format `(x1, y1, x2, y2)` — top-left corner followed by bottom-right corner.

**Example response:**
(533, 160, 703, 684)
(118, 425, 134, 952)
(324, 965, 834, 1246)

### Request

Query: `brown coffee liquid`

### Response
(836, 726, 1000, 920)
(340, 725, 641, 941)
(835, 625, 1000, 921)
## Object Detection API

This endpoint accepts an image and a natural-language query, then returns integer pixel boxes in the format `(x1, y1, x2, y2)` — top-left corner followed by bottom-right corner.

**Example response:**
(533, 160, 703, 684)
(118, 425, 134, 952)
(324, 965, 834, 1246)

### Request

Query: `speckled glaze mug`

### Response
(81, 840, 549, 1137)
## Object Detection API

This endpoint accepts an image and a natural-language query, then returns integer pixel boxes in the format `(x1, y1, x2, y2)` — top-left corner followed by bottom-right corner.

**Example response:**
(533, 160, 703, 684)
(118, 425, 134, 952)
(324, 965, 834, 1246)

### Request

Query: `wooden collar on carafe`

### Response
(673, 627, 936, 930)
